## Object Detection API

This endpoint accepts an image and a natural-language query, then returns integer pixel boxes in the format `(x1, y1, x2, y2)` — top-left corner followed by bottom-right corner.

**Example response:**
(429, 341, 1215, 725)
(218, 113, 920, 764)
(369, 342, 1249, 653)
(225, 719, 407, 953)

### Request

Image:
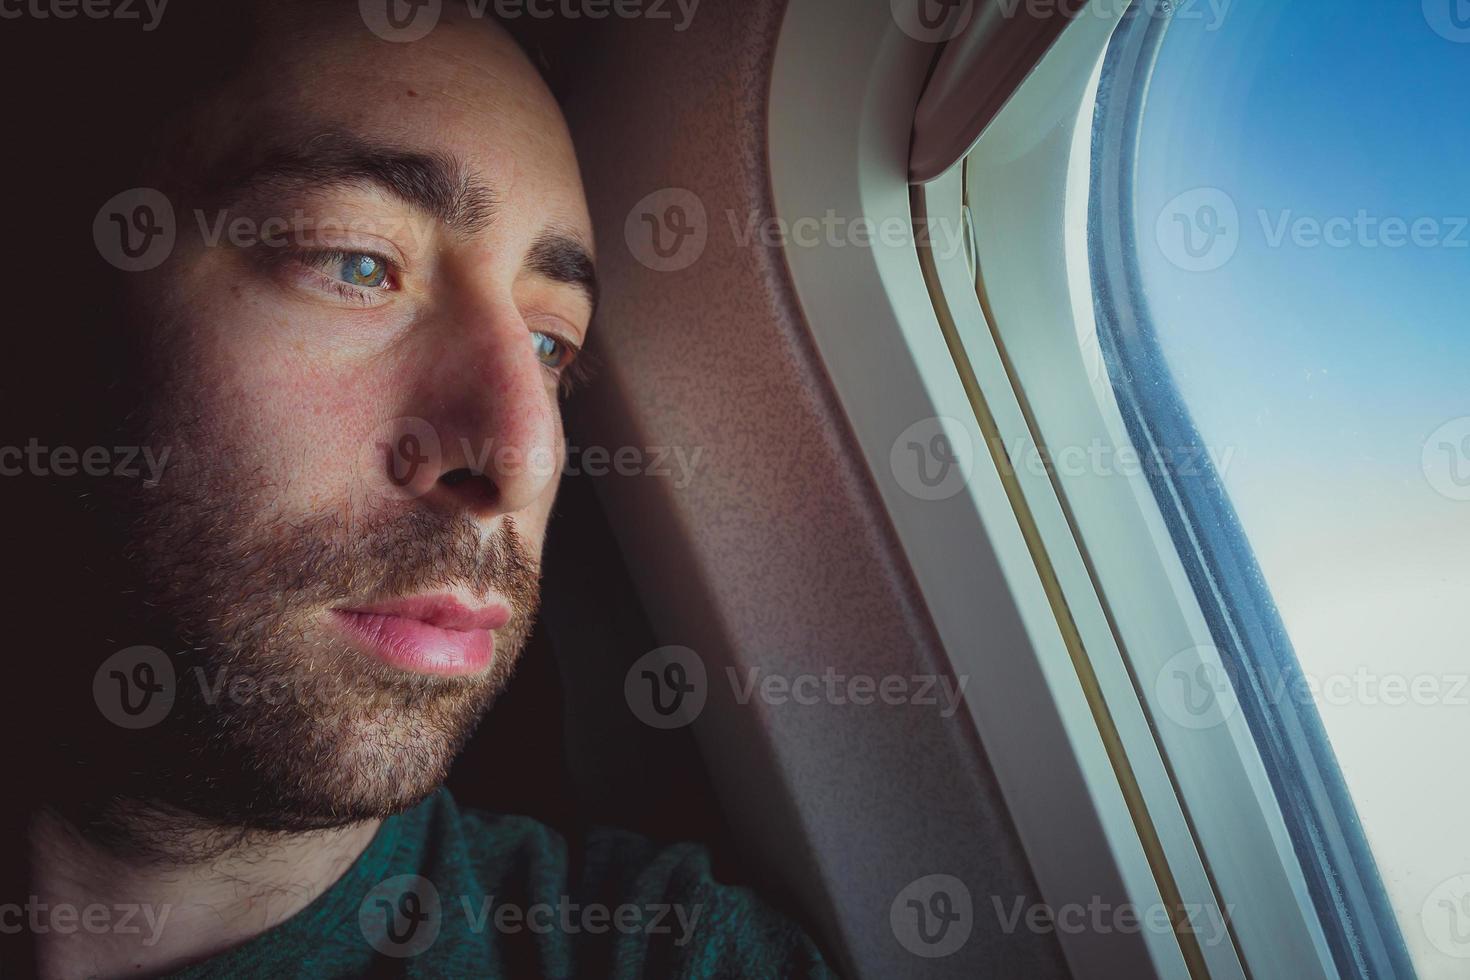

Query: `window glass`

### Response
(1115, 2, 1470, 975)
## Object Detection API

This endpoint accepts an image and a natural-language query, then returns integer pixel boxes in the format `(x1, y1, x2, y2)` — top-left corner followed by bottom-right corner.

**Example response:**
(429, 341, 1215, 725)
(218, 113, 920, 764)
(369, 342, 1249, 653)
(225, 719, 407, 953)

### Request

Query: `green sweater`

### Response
(165, 789, 837, 979)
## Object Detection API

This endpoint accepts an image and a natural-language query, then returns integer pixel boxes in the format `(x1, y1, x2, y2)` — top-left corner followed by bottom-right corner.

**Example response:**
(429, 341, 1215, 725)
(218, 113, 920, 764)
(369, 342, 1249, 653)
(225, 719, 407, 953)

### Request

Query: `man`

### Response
(1, 2, 835, 976)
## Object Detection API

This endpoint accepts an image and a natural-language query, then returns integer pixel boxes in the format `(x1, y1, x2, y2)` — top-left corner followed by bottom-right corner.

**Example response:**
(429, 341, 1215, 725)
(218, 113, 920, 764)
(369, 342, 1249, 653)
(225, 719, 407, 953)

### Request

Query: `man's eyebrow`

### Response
(525, 231, 599, 315)
(211, 134, 497, 235)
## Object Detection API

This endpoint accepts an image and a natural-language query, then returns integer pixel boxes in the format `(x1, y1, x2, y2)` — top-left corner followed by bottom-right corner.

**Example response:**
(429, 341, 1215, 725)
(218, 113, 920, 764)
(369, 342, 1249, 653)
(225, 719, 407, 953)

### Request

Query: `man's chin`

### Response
(201, 693, 491, 832)
(94, 631, 519, 844)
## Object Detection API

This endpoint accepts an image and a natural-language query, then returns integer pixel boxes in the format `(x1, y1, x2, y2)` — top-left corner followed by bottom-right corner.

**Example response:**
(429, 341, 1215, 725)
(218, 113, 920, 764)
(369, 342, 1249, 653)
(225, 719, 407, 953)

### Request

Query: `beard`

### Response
(61, 402, 543, 847)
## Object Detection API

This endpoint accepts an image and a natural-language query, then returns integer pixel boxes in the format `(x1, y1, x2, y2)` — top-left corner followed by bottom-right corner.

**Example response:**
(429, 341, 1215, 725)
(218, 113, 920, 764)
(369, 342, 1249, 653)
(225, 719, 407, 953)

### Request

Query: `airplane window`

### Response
(1092, 2, 1470, 976)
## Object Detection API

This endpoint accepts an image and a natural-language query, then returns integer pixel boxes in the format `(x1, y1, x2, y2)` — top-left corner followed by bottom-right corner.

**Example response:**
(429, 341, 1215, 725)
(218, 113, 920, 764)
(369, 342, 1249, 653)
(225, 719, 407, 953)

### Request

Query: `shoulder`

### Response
(430, 790, 839, 979)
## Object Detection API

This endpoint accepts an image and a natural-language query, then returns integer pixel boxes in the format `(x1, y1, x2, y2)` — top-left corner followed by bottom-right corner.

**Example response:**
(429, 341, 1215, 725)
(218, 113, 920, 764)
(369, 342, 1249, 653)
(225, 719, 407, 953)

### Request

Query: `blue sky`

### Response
(1126, 3, 1470, 973)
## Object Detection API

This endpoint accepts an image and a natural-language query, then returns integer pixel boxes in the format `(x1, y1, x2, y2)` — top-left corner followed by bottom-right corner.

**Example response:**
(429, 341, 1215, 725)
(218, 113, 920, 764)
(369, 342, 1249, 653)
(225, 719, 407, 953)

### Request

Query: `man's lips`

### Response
(329, 595, 512, 676)
(338, 595, 513, 632)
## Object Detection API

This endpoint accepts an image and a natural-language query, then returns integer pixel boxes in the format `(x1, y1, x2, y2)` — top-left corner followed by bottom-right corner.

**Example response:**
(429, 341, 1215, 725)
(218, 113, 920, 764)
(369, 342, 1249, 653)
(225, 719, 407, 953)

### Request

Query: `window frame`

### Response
(951, 7, 1339, 977)
(770, 0, 1395, 976)
(772, 1, 1209, 977)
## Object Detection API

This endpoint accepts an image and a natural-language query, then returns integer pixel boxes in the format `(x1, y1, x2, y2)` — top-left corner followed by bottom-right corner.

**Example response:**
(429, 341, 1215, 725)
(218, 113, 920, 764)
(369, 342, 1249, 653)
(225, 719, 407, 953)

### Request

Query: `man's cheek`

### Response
(517, 474, 561, 557)
(169, 360, 375, 514)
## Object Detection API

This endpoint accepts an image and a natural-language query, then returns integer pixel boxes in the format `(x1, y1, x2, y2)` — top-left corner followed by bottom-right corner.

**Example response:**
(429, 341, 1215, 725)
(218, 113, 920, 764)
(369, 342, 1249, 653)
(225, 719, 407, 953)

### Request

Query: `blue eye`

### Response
(295, 250, 394, 293)
(532, 331, 573, 369)
(339, 253, 388, 288)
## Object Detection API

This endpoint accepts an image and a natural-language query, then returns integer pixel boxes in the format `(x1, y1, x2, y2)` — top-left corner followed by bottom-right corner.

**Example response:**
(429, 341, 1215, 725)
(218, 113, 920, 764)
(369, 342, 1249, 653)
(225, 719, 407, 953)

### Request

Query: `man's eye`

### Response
(318, 252, 390, 288)
(295, 250, 395, 292)
(340, 253, 389, 288)
(531, 331, 577, 370)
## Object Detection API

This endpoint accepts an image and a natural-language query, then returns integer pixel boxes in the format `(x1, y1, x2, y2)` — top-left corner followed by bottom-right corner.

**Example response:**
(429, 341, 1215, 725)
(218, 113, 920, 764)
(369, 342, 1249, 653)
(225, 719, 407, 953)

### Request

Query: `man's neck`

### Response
(25, 802, 380, 980)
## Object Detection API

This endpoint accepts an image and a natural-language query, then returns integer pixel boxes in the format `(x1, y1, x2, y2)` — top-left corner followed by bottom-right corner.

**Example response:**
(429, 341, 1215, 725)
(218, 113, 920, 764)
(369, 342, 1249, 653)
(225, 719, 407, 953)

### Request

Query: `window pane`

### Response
(1097, 1, 1470, 976)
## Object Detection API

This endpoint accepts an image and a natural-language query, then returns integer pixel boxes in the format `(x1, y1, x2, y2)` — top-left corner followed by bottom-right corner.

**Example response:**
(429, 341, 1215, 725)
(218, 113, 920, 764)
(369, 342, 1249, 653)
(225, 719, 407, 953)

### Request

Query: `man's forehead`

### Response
(203, 3, 569, 168)
(143, 4, 595, 304)
(193, 13, 586, 219)
(241, 3, 550, 116)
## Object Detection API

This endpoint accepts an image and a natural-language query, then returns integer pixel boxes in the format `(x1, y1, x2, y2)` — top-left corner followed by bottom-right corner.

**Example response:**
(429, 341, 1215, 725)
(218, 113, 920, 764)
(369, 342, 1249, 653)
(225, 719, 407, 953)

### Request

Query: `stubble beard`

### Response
(79, 406, 543, 852)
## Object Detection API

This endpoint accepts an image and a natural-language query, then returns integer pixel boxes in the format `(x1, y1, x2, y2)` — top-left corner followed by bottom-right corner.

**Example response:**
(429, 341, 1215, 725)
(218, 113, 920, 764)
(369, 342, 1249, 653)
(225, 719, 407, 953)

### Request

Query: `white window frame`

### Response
(769, 1, 1340, 977)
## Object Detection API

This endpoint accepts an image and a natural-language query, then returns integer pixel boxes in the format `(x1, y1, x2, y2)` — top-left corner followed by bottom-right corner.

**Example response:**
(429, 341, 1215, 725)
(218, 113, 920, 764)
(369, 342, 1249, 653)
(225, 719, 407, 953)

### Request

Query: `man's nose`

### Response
(376, 300, 563, 519)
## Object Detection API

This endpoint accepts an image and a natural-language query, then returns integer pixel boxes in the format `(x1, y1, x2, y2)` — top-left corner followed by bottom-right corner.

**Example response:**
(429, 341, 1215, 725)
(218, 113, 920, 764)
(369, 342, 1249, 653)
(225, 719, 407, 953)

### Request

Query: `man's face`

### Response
(103, 8, 594, 832)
